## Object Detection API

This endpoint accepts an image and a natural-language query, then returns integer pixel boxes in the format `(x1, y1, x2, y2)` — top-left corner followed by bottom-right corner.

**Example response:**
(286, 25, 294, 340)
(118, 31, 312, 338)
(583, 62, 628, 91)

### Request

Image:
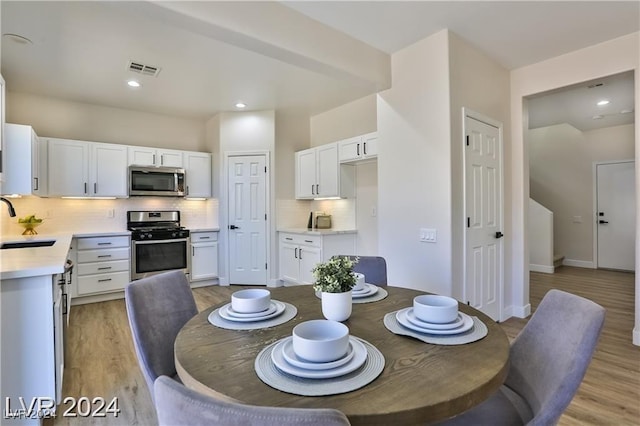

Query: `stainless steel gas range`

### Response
(127, 210, 190, 280)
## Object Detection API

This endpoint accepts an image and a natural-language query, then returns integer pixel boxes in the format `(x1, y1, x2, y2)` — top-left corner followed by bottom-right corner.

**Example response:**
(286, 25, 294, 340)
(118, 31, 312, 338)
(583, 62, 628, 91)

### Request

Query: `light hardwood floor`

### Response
(55, 267, 638, 425)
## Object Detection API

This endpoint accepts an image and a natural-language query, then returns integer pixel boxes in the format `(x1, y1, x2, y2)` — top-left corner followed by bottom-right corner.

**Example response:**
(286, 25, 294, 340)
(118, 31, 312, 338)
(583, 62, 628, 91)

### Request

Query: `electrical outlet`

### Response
(106, 209, 115, 218)
(572, 215, 582, 223)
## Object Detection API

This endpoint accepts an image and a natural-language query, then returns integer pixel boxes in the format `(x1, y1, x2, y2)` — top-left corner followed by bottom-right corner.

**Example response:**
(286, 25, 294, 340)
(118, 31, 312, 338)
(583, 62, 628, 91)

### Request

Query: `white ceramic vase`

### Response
(321, 290, 352, 322)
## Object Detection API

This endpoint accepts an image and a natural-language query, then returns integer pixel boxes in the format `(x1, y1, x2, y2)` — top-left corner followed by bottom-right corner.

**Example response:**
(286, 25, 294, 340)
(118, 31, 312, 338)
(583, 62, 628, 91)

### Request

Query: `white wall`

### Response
(377, 30, 452, 294)
(310, 94, 377, 147)
(528, 198, 554, 273)
(510, 32, 639, 343)
(529, 123, 634, 266)
(6, 92, 206, 151)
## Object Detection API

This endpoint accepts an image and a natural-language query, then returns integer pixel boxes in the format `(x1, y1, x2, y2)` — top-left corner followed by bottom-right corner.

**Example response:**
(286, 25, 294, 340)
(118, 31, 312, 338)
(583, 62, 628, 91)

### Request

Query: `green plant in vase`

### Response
(312, 256, 359, 321)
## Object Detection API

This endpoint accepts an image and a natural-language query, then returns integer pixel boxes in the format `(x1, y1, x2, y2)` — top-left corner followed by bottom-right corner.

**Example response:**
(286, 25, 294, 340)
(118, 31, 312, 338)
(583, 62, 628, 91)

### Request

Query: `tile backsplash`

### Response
(0, 196, 219, 237)
(275, 198, 356, 230)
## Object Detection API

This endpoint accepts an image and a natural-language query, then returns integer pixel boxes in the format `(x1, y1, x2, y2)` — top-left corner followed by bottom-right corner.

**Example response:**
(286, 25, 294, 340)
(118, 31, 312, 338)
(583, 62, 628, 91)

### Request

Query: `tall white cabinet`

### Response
(183, 152, 212, 198)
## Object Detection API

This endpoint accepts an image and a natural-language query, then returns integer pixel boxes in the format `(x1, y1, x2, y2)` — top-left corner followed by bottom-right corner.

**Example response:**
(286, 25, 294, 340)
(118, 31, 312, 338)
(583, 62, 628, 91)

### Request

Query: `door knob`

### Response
(495, 231, 504, 239)
(599, 220, 609, 224)
(229, 225, 240, 230)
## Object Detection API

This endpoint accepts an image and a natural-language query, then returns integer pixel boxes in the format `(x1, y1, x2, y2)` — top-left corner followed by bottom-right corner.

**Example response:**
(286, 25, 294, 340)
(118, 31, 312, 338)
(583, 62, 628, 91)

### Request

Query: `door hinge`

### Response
(265, 166, 267, 173)
(466, 135, 469, 146)
(265, 262, 268, 270)
(265, 213, 267, 220)
(467, 217, 470, 228)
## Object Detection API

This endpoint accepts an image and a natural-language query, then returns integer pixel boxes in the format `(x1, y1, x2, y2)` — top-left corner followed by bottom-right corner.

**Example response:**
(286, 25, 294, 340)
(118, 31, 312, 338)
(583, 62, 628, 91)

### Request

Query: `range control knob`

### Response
(139, 234, 145, 239)
(172, 232, 177, 238)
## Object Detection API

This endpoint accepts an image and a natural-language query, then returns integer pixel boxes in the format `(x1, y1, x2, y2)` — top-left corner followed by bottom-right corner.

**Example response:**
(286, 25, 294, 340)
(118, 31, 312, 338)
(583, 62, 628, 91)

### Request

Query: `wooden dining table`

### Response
(174, 285, 510, 425)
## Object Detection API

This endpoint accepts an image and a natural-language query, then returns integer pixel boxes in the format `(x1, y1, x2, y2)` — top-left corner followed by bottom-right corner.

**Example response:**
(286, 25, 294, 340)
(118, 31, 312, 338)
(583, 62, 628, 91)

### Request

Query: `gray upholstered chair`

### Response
(438, 289, 605, 426)
(124, 270, 198, 402)
(154, 375, 351, 426)
(336, 255, 388, 287)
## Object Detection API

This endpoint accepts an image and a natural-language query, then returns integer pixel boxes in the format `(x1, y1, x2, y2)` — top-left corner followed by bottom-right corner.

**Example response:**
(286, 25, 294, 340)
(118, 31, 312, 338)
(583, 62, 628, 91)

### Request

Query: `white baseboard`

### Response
(634, 327, 640, 347)
(219, 277, 230, 286)
(530, 263, 555, 274)
(511, 303, 531, 318)
(562, 259, 595, 268)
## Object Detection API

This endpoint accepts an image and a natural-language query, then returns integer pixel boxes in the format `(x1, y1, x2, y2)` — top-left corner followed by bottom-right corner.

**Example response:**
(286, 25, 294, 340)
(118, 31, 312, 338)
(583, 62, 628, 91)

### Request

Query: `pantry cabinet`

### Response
(278, 232, 356, 285)
(183, 152, 212, 198)
(339, 132, 378, 163)
(295, 142, 354, 199)
(47, 138, 127, 197)
(190, 231, 218, 282)
(128, 146, 183, 167)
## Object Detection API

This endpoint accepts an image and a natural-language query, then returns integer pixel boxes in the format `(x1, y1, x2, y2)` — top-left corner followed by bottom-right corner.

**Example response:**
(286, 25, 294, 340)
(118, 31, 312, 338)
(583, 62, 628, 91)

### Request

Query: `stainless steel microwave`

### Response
(129, 166, 185, 197)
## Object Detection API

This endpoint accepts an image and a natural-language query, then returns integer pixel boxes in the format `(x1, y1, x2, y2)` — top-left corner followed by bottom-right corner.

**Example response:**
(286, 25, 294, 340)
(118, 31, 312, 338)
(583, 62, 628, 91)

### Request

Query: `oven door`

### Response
(131, 238, 190, 280)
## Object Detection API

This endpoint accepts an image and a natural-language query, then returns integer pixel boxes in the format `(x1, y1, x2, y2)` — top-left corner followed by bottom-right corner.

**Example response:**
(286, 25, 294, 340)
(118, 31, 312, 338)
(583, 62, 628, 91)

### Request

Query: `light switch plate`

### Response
(420, 228, 437, 243)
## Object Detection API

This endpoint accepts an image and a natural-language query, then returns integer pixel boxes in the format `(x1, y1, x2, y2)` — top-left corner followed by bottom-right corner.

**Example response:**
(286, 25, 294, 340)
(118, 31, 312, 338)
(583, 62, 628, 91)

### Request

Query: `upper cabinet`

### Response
(1, 123, 47, 196)
(339, 131, 378, 163)
(47, 138, 128, 197)
(183, 151, 212, 198)
(296, 142, 354, 199)
(128, 146, 183, 167)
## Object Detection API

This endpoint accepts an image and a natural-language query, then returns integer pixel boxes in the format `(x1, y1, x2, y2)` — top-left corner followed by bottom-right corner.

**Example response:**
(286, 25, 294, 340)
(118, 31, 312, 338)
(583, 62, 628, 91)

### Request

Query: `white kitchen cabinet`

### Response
(295, 142, 355, 199)
(128, 146, 183, 167)
(190, 231, 218, 282)
(184, 152, 212, 198)
(47, 138, 127, 197)
(339, 131, 378, 163)
(278, 232, 356, 285)
(1, 123, 48, 196)
(75, 235, 131, 297)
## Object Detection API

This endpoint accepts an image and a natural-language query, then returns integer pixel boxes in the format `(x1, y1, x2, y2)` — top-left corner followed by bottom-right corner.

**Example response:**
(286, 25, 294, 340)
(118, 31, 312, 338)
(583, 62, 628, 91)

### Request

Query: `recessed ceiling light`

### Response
(235, 102, 247, 109)
(592, 115, 604, 120)
(127, 80, 141, 88)
(596, 100, 610, 106)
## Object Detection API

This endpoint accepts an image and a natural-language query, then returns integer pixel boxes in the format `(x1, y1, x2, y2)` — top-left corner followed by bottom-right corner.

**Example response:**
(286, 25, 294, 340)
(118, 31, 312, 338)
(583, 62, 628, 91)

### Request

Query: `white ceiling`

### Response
(1, 1, 638, 128)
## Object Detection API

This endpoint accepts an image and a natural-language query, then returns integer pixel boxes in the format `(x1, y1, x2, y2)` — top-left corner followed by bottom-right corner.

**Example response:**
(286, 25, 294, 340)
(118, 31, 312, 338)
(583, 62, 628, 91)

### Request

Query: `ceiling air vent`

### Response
(587, 82, 604, 89)
(128, 61, 161, 77)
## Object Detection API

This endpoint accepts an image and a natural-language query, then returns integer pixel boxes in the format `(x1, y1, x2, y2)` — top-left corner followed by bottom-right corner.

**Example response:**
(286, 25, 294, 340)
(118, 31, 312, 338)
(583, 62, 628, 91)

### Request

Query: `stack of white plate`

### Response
(270, 336, 367, 379)
(395, 308, 474, 335)
(352, 283, 379, 299)
(218, 300, 286, 322)
(218, 289, 285, 322)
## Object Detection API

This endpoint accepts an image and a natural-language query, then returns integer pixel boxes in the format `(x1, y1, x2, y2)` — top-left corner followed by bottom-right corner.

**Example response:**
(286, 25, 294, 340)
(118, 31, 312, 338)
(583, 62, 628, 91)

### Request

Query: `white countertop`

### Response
(278, 228, 357, 235)
(73, 231, 131, 238)
(1, 233, 74, 280)
(190, 227, 220, 233)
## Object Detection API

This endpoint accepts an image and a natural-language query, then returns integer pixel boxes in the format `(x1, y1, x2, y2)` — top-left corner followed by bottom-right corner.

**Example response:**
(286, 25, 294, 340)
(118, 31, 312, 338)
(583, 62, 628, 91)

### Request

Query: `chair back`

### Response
(124, 270, 198, 401)
(336, 255, 388, 287)
(507, 289, 605, 425)
(154, 375, 351, 426)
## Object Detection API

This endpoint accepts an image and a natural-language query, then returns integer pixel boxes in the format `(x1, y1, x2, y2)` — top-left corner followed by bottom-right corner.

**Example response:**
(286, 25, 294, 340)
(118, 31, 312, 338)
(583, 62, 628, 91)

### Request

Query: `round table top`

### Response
(175, 285, 509, 426)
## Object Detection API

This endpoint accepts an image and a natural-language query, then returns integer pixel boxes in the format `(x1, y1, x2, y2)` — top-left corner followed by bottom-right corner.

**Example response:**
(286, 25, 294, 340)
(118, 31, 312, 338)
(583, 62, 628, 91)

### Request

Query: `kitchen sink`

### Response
(1, 240, 56, 249)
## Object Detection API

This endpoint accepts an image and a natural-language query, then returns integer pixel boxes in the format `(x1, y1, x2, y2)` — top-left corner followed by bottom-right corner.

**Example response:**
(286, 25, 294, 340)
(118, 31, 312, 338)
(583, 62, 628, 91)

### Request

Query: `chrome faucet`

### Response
(0, 197, 16, 217)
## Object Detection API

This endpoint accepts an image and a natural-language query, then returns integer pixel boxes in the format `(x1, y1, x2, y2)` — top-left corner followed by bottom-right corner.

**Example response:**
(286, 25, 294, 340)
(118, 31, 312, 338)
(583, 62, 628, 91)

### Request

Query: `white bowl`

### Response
(413, 295, 458, 324)
(231, 289, 271, 313)
(292, 320, 349, 363)
(353, 273, 366, 291)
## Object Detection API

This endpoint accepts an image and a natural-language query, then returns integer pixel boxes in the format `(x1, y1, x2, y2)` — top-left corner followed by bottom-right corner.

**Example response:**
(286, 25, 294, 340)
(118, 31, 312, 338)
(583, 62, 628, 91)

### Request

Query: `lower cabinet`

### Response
(190, 231, 219, 282)
(278, 232, 356, 285)
(74, 235, 131, 297)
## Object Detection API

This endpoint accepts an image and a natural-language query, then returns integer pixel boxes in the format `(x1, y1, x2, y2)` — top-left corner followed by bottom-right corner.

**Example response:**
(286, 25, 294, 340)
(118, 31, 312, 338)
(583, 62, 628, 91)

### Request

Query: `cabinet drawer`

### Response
(191, 232, 218, 242)
(77, 236, 129, 250)
(77, 247, 130, 263)
(280, 233, 321, 247)
(77, 271, 130, 296)
(77, 260, 129, 276)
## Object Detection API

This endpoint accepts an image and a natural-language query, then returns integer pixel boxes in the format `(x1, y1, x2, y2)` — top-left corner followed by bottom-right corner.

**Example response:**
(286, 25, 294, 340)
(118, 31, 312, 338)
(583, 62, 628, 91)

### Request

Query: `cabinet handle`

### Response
(94, 182, 97, 194)
(33, 177, 39, 190)
(84, 182, 88, 194)
(186, 186, 189, 196)
(97, 242, 112, 246)
(97, 267, 112, 271)
(192, 246, 195, 256)
(98, 278, 112, 283)
(285, 237, 293, 241)
(311, 184, 315, 195)
(199, 236, 210, 240)
(153, 154, 156, 165)
(97, 255, 112, 258)
(316, 184, 319, 194)
(357, 143, 360, 156)
(299, 248, 302, 260)
(304, 240, 313, 243)
(363, 142, 367, 155)
(160, 154, 164, 165)
(294, 248, 298, 259)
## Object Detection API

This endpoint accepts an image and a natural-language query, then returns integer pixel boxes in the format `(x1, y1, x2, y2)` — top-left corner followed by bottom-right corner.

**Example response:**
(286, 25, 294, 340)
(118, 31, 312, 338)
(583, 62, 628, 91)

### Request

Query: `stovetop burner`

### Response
(127, 210, 190, 241)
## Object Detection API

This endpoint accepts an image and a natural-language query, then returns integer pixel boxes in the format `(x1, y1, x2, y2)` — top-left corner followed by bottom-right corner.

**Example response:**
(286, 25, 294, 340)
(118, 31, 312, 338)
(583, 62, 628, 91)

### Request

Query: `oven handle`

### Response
(132, 237, 190, 245)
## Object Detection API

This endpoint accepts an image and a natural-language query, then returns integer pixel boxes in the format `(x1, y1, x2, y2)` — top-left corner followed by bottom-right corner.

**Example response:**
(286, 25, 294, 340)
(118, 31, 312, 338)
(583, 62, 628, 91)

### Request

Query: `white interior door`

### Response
(228, 155, 267, 284)
(464, 114, 503, 321)
(596, 161, 635, 271)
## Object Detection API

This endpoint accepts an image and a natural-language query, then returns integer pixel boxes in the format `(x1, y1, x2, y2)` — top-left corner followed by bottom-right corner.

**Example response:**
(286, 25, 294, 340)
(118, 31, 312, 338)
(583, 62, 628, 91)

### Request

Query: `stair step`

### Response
(553, 255, 565, 269)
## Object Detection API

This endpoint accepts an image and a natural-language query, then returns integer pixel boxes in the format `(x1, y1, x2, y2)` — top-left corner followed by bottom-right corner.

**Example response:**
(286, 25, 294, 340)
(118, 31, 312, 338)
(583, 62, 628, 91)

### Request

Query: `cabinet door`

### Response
(184, 152, 212, 198)
(299, 246, 322, 285)
(48, 139, 90, 196)
(280, 242, 301, 283)
(157, 149, 183, 167)
(91, 143, 128, 197)
(191, 242, 218, 281)
(32, 133, 48, 196)
(316, 143, 339, 197)
(338, 136, 362, 162)
(127, 146, 157, 166)
(295, 149, 317, 199)
(2, 124, 33, 195)
(362, 132, 378, 158)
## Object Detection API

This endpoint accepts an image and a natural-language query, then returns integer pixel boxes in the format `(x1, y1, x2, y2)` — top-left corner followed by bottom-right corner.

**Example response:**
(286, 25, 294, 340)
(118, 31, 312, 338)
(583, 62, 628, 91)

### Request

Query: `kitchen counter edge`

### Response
(278, 228, 357, 235)
(1, 234, 74, 280)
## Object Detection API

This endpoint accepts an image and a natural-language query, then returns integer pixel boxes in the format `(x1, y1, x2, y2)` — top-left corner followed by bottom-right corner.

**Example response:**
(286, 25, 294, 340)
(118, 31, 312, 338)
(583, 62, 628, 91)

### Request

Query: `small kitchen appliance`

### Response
(315, 214, 332, 229)
(128, 210, 190, 280)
